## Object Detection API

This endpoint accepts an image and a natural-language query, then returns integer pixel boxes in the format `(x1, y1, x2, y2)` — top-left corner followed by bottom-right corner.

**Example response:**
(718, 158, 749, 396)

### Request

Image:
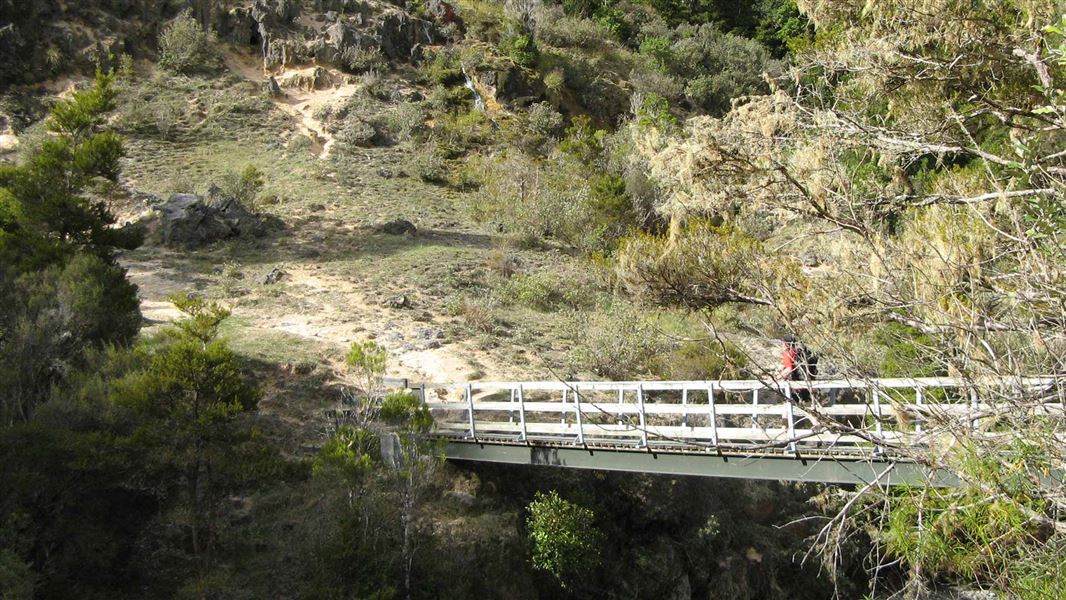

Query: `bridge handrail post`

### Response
(637, 384, 648, 448)
(785, 383, 797, 455)
(872, 387, 884, 455)
(561, 388, 568, 426)
(708, 384, 719, 448)
(915, 385, 924, 433)
(617, 388, 624, 425)
(466, 383, 476, 440)
(752, 388, 760, 429)
(518, 384, 527, 442)
(682, 388, 689, 428)
(574, 385, 585, 446)
(509, 388, 516, 425)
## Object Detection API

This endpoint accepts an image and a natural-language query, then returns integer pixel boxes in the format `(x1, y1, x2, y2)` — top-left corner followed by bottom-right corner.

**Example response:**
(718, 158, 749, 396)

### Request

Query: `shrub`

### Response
(346, 340, 388, 399)
(158, 12, 223, 75)
(217, 164, 265, 208)
(470, 150, 588, 245)
(567, 301, 664, 379)
(526, 491, 603, 586)
(496, 272, 565, 310)
(312, 425, 380, 481)
(873, 322, 945, 378)
(655, 340, 748, 380)
(592, 5, 631, 40)
(343, 46, 386, 73)
(419, 48, 464, 86)
(338, 117, 379, 148)
(668, 24, 774, 116)
(409, 147, 446, 183)
(538, 15, 607, 49)
(639, 35, 673, 69)
(446, 295, 499, 334)
(505, 34, 539, 67)
(386, 102, 426, 141)
(379, 390, 433, 432)
(433, 109, 492, 157)
(525, 102, 564, 138)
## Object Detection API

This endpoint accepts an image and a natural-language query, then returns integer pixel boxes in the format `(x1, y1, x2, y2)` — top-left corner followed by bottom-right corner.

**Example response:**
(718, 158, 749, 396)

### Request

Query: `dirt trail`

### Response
(126, 254, 505, 390)
(222, 51, 358, 158)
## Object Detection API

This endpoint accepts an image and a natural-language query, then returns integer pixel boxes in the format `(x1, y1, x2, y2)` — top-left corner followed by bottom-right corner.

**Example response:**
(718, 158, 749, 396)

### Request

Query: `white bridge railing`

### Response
(420, 377, 1064, 458)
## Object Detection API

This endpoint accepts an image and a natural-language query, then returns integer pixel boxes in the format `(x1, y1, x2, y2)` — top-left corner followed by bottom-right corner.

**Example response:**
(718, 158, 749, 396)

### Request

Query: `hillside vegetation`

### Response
(1, 0, 1063, 598)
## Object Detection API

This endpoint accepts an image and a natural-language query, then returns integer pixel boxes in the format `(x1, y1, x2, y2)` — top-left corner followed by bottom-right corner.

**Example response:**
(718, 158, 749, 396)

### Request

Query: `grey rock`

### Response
(157, 194, 236, 247)
(379, 219, 416, 235)
(443, 490, 477, 508)
(266, 75, 283, 97)
(260, 266, 286, 285)
(154, 192, 283, 248)
(415, 327, 444, 340)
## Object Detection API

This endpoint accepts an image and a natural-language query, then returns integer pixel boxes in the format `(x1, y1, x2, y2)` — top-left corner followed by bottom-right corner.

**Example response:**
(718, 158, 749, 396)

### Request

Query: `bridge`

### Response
(404, 377, 1064, 487)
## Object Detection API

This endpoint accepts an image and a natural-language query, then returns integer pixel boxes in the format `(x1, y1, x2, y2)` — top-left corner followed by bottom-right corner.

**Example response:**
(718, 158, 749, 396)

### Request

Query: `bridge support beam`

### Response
(444, 442, 963, 487)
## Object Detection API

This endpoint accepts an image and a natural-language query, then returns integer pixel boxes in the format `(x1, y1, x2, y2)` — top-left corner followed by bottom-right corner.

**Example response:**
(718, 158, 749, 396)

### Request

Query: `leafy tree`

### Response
(0, 71, 135, 270)
(111, 296, 259, 557)
(158, 11, 223, 75)
(0, 72, 140, 425)
(526, 490, 603, 587)
(347, 340, 389, 413)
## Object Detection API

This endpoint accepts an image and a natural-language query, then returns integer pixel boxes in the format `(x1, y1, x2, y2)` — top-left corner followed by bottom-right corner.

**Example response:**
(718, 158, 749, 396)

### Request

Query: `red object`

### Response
(782, 345, 798, 376)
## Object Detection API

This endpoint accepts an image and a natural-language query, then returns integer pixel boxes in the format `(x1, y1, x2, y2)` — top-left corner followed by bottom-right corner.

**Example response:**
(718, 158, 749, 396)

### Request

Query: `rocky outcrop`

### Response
(0, 0, 165, 85)
(215, 0, 436, 72)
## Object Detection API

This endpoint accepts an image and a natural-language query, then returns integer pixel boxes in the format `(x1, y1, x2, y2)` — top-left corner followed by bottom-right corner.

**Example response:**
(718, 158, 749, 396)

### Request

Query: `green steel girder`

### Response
(444, 441, 963, 487)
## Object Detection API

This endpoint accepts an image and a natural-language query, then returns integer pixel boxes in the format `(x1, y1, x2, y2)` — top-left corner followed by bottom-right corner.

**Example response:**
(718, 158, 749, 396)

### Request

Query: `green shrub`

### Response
(419, 48, 464, 86)
(527, 491, 603, 586)
(639, 35, 673, 69)
(386, 102, 426, 141)
(312, 425, 380, 480)
(525, 102, 564, 138)
(446, 295, 500, 334)
(655, 340, 748, 380)
(409, 147, 446, 183)
(593, 5, 631, 40)
(0, 549, 34, 600)
(505, 34, 539, 67)
(873, 322, 945, 378)
(539, 14, 607, 49)
(635, 92, 678, 130)
(567, 302, 665, 379)
(158, 12, 223, 75)
(217, 164, 265, 208)
(380, 391, 433, 432)
(346, 340, 388, 398)
(343, 46, 387, 73)
(496, 272, 572, 311)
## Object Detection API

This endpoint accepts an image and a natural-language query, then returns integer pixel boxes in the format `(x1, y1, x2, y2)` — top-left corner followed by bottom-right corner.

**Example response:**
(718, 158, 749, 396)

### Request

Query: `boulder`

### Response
(157, 194, 237, 248)
(154, 193, 282, 248)
(379, 219, 416, 235)
(260, 266, 286, 285)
